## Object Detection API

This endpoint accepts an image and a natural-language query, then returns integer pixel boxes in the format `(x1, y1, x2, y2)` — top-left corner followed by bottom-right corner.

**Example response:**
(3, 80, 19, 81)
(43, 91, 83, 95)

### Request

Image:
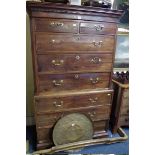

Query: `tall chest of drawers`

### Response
(27, 1, 123, 150)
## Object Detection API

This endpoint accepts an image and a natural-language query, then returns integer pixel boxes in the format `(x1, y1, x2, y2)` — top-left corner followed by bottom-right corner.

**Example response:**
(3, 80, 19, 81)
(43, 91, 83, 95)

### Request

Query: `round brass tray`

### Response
(52, 113, 93, 146)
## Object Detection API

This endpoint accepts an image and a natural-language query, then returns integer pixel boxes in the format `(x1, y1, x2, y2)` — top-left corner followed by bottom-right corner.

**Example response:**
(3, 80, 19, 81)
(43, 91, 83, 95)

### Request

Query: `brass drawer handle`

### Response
(50, 22, 64, 27)
(53, 101, 63, 107)
(91, 57, 102, 64)
(94, 24, 104, 31)
(52, 80, 64, 86)
(88, 111, 96, 117)
(90, 77, 100, 84)
(51, 60, 64, 66)
(88, 97, 98, 104)
(92, 41, 103, 47)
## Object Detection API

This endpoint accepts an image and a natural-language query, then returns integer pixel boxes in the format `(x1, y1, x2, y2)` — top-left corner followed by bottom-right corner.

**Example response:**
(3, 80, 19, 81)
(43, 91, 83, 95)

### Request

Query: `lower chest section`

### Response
(35, 89, 113, 147)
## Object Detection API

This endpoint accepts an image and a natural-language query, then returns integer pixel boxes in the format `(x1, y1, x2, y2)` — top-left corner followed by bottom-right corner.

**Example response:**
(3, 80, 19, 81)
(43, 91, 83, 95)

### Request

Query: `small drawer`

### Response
(35, 91, 112, 113)
(38, 72, 110, 92)
(80, 22, 117, 35)
(37, 54, 113, 74)
(36, 34, 115, 53)
(35, 19, 78, 33)
(36, 105, 111, 128)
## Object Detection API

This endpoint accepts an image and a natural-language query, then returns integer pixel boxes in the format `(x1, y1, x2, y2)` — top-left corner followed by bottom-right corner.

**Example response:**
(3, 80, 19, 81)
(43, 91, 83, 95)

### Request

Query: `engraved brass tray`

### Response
(53, 113, 93, 145)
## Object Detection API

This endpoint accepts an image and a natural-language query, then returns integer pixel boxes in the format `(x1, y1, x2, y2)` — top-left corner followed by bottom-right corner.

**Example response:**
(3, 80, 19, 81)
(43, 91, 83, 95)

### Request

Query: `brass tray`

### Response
(53, 113, 93, 145)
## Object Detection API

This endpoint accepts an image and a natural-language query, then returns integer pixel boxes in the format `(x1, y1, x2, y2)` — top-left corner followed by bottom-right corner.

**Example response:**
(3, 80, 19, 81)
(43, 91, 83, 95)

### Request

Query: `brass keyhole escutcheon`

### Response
(75, 55, 80, 60)
(74, 74, 79, 79)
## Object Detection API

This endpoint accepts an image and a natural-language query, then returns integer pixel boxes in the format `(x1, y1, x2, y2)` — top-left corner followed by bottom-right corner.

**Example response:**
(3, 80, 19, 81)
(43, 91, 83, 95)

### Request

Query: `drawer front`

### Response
(37, 54, 113, 73)
(35, 19, 78, 33)
(36, 34, 115, 52)
(36, 105, 111, 128)
(80, 22, 117, 35)
(119, 115, 129, 126)
(38, 72, 110, 92)
(35, 92, 112, 113)
(37, 119, 109, 143)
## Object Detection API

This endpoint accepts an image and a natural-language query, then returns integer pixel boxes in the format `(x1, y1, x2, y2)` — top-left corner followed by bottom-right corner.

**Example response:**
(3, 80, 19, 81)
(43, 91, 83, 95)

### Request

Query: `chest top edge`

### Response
(26, 1, 123, 23)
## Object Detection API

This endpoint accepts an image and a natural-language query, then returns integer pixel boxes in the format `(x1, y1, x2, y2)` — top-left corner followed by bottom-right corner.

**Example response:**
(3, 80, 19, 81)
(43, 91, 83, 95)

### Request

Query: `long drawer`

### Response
(36, 34, 115, 52)
(35, 91, 112, 113)
(37, 54, 113, 73)
(36, 105, 111, 128)
(38, 72, 110, 92)
(36, 119, 109, 143)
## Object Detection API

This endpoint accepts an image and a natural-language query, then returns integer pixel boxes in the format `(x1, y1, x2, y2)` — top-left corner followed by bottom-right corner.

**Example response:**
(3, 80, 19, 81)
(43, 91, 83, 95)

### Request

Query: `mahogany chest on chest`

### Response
(27, 1, 123, 150)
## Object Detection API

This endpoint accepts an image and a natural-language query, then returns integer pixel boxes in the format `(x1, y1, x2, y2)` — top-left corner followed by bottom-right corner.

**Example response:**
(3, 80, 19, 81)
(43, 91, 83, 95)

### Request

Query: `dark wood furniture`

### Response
(26, 1, 123, 150)
(110, 71, 129, 133)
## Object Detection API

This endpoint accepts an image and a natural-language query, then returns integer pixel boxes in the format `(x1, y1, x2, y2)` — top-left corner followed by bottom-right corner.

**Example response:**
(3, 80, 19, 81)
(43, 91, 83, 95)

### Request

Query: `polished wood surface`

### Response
(35, 19, 78, 33)
(36, 34, 115, 52)
(36, 88, 113, 98)
(37, 54, 113, 73)
(80, 22, 117, 35)
(38, 72, 110, 92)
(27, 1, 123, 150)
(36, 105, 111, 125)
(35, 91, 112, 113)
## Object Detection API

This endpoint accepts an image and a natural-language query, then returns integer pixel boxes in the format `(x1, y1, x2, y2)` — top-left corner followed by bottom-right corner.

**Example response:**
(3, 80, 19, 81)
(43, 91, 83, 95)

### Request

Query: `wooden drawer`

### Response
(34, 19, 78, 33)
(36, 119, 109, 143)
(119, 115, 129, 126)
(38, 72, 110, 92)
(36, 105, 111, 128)
(80, 22, 117, 35)
(36, 34, 115, 52)
(37, 54, 113, 74)
(35, 91, 112, 113)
